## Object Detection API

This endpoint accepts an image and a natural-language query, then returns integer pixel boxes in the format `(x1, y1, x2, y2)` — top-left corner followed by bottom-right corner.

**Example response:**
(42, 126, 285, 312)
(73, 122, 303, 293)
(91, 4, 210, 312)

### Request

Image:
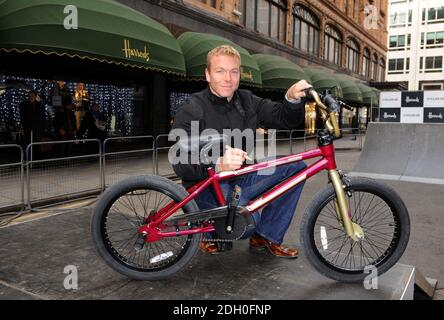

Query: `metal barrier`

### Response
(103, 136, 155, 187)
(0, 144, 25, 212)
(287, 128, 364, 152)
(154, 134, 176, 177)
(25, 139, 102, 209)
(0, 127, 366, 213)
(334, 127, 364, 151)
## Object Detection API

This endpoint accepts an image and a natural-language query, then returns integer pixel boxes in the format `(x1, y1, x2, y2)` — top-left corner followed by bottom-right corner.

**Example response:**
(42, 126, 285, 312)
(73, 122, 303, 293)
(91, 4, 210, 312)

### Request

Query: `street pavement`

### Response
(0, 135, 443, 300)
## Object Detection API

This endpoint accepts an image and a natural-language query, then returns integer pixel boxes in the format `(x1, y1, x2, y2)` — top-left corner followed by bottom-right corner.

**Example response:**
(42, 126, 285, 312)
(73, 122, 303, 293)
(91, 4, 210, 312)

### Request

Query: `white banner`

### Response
(401, 108, 424, 123)
(380, 92, 401, 108)
(424, 91, 444, 107)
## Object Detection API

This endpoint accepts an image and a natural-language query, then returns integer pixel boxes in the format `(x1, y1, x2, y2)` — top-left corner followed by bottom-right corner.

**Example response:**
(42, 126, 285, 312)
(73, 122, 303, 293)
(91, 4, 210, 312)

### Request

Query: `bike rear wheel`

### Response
(300, 177, 410, 283)
(91, 175, 200, 280)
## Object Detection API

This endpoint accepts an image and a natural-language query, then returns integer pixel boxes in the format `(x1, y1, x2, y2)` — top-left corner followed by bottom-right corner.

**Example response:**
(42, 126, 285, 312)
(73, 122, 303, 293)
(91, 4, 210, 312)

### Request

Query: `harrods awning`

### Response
(177, 32, 262, 87)
(0, 0, 186, 75)
(356, 83, 379, 107)
(302, 67, 343, 98)
(333, 75, 364, 106)
(252, 54, 309, 90)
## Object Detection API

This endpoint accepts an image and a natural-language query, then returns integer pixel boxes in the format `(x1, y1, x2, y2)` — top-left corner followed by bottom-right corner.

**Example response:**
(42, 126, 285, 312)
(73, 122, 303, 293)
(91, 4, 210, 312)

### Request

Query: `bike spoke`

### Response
(314, 188, 400, 272)
(101, 188, 193, 271)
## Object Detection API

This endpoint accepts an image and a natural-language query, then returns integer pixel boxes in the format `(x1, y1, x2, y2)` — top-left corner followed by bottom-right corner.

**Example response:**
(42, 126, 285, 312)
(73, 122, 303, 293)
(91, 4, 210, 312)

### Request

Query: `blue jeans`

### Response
(194, 160, 306, 244)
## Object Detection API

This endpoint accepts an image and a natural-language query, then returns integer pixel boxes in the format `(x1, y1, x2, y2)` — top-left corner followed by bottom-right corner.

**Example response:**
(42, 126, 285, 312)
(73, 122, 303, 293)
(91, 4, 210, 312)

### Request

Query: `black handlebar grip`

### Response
(323, 94, 340, 113)
(338, 100, 354, 111)
(305, 87, 315, 98)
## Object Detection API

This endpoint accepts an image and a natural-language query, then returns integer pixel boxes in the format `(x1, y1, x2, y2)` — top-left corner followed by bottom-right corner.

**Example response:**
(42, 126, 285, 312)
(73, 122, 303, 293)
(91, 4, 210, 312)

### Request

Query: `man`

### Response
(172, 45, 311, 258)
(79, 102, 108, 142)
(19, 90, 48, 147)
(51, 80, 72, 108)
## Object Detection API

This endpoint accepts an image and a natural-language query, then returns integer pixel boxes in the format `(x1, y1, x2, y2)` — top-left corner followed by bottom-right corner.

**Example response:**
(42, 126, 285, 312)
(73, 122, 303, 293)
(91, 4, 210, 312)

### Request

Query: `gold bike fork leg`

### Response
(328, 170, 356, 240)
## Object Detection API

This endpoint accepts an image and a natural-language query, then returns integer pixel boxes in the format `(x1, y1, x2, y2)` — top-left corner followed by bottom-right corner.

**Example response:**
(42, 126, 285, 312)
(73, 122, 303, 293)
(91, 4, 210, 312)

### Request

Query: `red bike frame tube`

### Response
(320, 144, 337, 170)
(245, 158, 329, 212)
(149, 176, 214, 227)
(148, 146, 337, 235)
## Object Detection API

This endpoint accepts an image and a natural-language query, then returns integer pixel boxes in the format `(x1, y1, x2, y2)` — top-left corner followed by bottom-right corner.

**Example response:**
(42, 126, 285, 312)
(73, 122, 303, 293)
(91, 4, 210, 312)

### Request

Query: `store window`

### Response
(0, 75, 136, 146)
(293, 5, 320, 56)
(388, 57, 410, 74)
(420, 31, 444, 49)
(419, 56, 443, 73)
(240, 0, 287, 42)
(346, 38, 359, 73)
(362, 48, 371, 78)
(372, 53, 378, 80)
(379, 58, 386, 81)
(389, 34, 411, 51)
(324, 24, 342, 65)
(422, 6, 444, 24)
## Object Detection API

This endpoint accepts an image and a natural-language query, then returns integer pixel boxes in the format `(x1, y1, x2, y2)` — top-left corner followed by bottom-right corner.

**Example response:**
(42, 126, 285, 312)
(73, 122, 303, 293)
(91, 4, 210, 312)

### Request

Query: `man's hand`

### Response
(286, 80, 312, 100)
(216, 146, 250, 172)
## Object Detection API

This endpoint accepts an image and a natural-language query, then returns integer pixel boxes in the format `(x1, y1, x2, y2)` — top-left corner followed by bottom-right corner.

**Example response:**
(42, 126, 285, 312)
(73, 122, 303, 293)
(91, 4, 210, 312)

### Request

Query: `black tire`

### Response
(300, 177, 410, 283)
(91, 175, 200, 280)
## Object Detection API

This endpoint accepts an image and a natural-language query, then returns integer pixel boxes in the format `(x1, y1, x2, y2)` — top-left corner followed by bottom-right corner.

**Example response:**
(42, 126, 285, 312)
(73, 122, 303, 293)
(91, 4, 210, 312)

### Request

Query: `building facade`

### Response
(387, 0, 444, 90)
(119, 0, 388, 83)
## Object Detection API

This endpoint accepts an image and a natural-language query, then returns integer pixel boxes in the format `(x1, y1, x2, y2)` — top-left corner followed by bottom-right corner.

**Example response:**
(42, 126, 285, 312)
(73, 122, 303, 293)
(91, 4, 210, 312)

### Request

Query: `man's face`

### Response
(58, 81, 65, 88)
(205, 54, 240, 100)
(28, 92, 37, 103)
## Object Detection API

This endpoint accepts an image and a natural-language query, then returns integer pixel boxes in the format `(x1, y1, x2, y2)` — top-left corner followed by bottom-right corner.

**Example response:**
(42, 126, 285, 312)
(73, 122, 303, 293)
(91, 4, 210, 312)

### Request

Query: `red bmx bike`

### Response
(91, 89, 410, 282)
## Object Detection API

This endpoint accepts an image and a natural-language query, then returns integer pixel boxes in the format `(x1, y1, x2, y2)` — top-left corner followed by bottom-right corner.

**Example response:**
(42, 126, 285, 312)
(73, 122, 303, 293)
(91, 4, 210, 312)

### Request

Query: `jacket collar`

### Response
(204, 86, 246, 120)
(205, 86, 236, 105)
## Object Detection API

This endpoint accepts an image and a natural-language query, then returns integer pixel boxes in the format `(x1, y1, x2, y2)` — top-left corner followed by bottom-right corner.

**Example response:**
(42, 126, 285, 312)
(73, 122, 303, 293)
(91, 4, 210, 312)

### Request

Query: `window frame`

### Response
(378, 58, 386, 81)
(292, 4, 320, 56)
(240, 0, 287, 42)
(346, 38, 360, 74)
(323, 24, 343, 65)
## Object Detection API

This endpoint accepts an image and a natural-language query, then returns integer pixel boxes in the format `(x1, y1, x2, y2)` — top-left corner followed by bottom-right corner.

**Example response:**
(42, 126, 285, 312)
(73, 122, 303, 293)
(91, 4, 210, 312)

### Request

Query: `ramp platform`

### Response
(351, 123, 444, 185)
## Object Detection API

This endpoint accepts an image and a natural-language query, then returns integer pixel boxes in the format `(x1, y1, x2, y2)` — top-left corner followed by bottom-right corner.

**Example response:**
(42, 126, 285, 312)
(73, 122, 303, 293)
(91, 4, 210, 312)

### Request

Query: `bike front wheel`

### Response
(300, 177, 410, 283)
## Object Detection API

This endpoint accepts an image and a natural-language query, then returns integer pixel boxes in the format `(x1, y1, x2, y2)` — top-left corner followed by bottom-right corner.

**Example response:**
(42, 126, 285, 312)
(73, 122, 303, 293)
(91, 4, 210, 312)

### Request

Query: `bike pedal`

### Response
(133, 233, 147, 252)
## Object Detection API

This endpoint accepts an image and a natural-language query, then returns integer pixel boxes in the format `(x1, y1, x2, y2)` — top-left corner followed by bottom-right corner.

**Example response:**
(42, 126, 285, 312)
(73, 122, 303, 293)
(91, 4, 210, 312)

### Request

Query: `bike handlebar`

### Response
(304, 87, 344, 138)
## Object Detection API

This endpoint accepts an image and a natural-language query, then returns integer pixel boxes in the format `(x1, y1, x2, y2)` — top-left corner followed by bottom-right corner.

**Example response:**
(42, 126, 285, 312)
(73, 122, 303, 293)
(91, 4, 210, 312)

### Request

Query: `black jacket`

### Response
(19, 100, 48, 139)
(171, 87, 305, 187)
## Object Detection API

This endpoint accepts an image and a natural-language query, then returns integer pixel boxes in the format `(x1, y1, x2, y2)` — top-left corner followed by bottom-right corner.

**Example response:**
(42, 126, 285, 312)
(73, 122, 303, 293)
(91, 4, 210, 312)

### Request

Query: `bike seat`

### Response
(176, 134, 228, 154)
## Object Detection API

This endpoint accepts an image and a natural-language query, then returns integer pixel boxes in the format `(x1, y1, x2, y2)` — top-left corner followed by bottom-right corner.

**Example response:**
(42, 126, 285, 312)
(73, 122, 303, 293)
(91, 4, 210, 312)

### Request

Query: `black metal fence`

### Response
(0, 128, 364, 212)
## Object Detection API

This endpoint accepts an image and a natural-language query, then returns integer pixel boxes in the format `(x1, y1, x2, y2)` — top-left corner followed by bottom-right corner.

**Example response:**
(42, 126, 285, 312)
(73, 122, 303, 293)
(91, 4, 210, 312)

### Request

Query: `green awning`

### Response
(177, 32, 262, 87)
(0, 0, 186, 75)
(333, 75, 363, 106)
(355, 83, 378, 107)
(252, 54, 309, 90)
(303, 67, 343, 98)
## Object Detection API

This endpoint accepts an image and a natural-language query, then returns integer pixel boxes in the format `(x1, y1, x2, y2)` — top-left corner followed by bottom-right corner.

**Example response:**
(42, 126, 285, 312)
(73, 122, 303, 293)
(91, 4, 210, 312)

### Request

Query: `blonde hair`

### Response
(206, 45, 241, 69)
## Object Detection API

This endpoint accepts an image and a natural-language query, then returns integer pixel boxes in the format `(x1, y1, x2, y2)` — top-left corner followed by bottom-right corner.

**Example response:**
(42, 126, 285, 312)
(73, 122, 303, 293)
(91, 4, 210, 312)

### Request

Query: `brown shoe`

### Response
(199, 240, 221, 255)
(249, 233, 298, 259)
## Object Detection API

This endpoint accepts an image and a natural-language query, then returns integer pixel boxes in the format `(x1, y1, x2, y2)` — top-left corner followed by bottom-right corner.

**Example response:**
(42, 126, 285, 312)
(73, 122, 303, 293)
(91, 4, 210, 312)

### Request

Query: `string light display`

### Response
(169, 92, 190, 119)
(0, 75, 135, 143)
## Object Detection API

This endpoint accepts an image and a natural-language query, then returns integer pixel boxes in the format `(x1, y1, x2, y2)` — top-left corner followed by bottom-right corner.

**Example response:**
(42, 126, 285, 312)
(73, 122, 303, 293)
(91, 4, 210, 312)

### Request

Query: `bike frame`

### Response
(138, 142, 342, 242)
